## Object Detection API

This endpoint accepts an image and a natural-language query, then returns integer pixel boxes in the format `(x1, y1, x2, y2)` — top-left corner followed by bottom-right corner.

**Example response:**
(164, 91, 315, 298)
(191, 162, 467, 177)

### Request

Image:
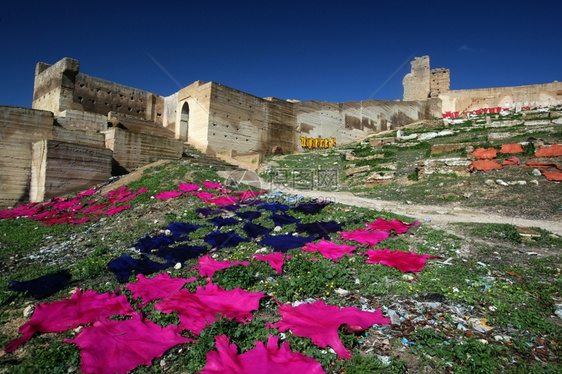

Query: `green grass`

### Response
(1, 145, 561, 373)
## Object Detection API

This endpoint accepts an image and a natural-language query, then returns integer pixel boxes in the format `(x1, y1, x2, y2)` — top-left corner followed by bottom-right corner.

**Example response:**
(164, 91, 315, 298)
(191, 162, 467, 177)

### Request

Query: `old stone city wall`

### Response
(3, 55, 558, 208)
(439, 82, 562, 113)
(403, 55, 561, 113)
(174, 82, 441, 157)
(33, 58, 166, 127)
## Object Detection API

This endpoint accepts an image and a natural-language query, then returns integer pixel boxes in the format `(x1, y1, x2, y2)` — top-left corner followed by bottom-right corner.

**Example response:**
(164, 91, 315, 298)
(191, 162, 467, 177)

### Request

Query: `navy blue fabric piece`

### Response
(291, 201, 330, 215)
(243, 222, 272, 238)
(236, 210, 262, 220)
(135, 234, 176, 253)
(208, 216, 240, 228)
(204, 230, 249, 249)
(166, 222, 203, 236)
(259, 234, 316, 253)
(240, 199, 264, 207)
(156, 244, 208, 263)
(9, 270, 72, 299)
(268, 213, 301, 227)
(221, 204, 241, 212)
(257, 202, 290, 213)
(296, 221, 343, 239)
(107, 253, 172, 283)
(196, 207, 226, 217)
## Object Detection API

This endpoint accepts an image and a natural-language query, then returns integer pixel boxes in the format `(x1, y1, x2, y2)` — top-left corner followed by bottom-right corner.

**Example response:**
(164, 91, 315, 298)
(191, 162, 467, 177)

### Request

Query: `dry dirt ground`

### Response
(282, 187, 562, 236)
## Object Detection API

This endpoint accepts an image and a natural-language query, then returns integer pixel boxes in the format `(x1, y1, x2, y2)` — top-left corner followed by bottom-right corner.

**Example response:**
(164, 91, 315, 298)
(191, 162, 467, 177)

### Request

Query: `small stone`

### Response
(530, 179, 539, 185)
(273, 226, 282, 232)
(174, 262, 182, 270)
(335, 288, 349, 296)
(484, 179, 495, 186)
(532, 169, 542, 176)
(23, 305, 34, 318)
(496, 179, 508, 186)
(488, 305, 497, 312)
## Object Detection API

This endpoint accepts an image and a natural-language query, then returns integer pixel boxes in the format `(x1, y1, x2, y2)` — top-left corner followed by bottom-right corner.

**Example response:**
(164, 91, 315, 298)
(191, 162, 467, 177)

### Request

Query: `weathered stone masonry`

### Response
(3, 55, 557, 208)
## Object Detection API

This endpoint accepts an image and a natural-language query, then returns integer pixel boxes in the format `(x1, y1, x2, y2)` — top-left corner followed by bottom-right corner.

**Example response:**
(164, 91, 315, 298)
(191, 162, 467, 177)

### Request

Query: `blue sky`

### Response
(1, 0, 559, 108)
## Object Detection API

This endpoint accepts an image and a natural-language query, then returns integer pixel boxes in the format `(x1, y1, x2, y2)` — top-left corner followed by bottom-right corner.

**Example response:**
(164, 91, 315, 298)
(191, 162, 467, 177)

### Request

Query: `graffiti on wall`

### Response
(300, 137, 336, 150)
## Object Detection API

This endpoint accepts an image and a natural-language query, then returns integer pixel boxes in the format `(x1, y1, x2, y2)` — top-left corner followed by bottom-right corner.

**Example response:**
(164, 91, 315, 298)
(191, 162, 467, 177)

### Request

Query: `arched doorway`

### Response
(179, 101, 189, 141)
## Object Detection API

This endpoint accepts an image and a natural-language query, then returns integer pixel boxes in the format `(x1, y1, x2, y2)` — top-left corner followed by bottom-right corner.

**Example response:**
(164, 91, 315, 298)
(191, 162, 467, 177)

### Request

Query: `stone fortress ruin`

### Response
(1, 56, 560, 208)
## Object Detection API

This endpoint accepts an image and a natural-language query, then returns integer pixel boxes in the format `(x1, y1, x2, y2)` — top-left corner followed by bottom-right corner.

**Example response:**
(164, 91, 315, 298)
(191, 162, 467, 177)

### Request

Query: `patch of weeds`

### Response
(181, 318, 269, 373)
(212, 263, 257, 291)
(273, 253, 353, 302)
(411, 328, 508, 374)
(469, 223, 522, 244)
(71, 255, 111, 280)
(5, 339, 81, 374)
(343, 353, 407, 374)
(0, 219, 75, 257)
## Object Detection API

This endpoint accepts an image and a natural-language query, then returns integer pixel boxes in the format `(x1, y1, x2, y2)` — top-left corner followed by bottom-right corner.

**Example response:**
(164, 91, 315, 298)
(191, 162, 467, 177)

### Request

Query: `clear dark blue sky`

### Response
(1, 0, 559, 108)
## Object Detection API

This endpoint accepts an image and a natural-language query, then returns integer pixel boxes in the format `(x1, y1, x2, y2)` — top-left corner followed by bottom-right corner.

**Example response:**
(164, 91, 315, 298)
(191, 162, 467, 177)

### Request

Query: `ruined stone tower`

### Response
(402, 56, 450, 101)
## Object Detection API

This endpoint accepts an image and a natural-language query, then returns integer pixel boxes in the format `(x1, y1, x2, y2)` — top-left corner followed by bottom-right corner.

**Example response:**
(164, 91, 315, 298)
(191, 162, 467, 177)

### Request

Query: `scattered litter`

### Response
(468, 318, 494, 333)
(401, 337, 415, 345)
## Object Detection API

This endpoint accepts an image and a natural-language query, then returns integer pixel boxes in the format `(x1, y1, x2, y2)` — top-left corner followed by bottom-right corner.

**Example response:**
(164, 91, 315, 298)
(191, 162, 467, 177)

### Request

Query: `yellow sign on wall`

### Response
(300, 137, 336, 150)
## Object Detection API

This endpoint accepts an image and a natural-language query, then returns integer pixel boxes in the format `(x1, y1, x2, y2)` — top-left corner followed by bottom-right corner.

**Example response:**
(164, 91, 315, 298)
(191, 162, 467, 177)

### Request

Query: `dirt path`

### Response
(282, 188, 562, 236)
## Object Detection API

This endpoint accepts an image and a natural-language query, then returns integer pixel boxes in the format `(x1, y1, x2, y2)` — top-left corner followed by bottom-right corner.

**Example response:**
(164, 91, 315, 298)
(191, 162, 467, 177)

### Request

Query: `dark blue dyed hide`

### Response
(295, 221, 343, 239)
(107, 253, 172, 283)
(291, 201, 330, 215)
(259, 234, 316, 253)
(8, 270, 72, 299)
(156, 244, 208, 263)
(243, 222, 272, 238)
(204, 231, 249, 249)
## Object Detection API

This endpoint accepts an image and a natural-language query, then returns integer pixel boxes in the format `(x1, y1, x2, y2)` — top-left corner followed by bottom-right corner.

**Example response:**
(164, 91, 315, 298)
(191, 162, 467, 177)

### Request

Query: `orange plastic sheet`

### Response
(471, 159, 503, 172)
(525, 162, 562, 170)
(472, 147, 498, 159)
(541, 170, 562, 181)
(535, 144, 562, 157)
(500, 143, 524, 154)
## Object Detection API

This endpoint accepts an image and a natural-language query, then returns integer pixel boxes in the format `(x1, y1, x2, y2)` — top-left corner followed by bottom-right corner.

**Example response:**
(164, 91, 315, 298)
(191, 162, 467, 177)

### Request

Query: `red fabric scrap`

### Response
(535, 144, 562, 157)
(5, 289, 135, 353)
(192, 191, 215, 200)
(499, 143, 524, 154)
(525, 161, 562, 170)
(119, 187, 148, 202)
(362, 248, 439, 272)
(470, 159, 503, 172)
(154, 282, 265, 334)
(254, 252, 289, 273)
(205, 196, 240, 206)
(540, 170, 562, 181)
(269, 300, 390, 359)
(126, 273, 197, 307)
(103, 205, 131, 216)
(203, 181, 223, 189)
(154, 190, 184, 200)
(502, 156, 521, 166)
(365, 218, 420, 234)
(300, 240, 357, 262)
(340, 229, 390, 247)
(76, 189, 98, 198)
(192, 254, 251, 279)
(65, 313, 191, 374)
(178, 183, 201, 192)
(472, 147, 498, 159)
(198, 334, 326, 374)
